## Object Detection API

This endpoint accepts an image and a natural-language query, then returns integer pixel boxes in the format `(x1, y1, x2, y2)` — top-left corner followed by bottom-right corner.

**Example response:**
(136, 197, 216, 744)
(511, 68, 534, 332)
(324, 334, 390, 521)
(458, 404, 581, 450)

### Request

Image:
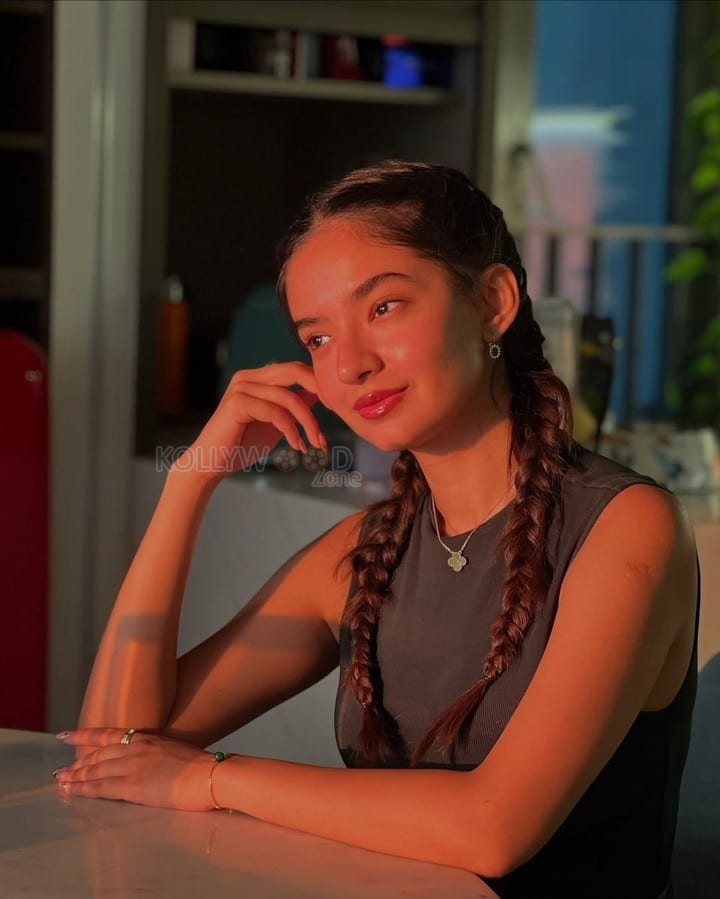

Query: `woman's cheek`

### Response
(394, 321, 442, 359)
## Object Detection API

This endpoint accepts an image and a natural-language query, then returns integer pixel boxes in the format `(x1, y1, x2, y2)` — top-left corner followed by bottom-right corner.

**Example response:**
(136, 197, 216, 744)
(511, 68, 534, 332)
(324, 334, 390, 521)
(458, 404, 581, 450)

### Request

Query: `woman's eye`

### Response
(303, 301, 400, 351)
(374, 299, 400, 318)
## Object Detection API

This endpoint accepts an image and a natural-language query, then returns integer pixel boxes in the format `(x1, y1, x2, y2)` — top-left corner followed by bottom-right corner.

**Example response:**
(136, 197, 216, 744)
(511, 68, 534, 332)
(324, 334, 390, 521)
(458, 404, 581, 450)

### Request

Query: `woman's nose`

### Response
(335, 337, 382, 385)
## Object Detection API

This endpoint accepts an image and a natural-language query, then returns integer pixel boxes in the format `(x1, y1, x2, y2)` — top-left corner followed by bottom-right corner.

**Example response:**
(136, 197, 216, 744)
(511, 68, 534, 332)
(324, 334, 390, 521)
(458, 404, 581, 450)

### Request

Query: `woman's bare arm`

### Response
(78, 468, 217, 731)
(161, 508, 364, 748)
(78, 360, 328, 744)
(78, 461, 364, 749)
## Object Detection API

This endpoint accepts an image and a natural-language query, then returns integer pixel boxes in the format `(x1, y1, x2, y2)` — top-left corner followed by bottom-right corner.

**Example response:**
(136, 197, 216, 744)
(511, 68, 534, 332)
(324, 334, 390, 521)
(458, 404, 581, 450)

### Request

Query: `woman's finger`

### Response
(229, 383, 326, 449)
(56, 776, 126, 801)
(181, 360, 329, 480)
(54, 745, 130, 778)
(231, 360, 319, 393)
(56, 727, 153, 747)
(55, 756, 129, 784)
(223, 364, 327, 451)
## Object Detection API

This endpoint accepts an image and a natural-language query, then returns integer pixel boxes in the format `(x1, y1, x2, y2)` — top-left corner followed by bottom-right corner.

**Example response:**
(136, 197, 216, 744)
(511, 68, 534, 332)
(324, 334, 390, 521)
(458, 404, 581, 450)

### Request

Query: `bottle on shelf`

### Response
(157, 275, 190, 419)
(381, 35, 423, 88)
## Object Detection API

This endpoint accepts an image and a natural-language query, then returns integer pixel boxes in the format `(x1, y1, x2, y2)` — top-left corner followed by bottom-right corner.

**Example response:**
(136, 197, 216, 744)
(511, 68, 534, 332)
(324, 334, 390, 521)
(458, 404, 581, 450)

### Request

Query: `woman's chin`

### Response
(351, 425, 412, 455)
(344, 405, 430, 454)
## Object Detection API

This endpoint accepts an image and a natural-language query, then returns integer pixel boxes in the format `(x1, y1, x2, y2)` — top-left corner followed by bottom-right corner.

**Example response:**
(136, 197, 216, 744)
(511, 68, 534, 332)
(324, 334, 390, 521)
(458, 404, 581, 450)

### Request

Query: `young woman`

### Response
(55, 160, 699, 899)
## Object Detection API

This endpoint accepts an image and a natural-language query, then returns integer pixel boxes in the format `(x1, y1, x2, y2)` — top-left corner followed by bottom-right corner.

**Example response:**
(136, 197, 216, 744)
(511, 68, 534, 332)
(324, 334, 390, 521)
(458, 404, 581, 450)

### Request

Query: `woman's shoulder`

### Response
(565, 440, 666, 489)
(549, 441, 682, 566)
(562, 440, 676, 508)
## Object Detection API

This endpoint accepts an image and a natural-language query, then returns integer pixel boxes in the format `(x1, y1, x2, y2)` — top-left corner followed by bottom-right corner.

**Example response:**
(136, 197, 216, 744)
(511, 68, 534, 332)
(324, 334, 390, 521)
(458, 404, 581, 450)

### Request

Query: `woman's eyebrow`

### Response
(293, 271, 414, 331)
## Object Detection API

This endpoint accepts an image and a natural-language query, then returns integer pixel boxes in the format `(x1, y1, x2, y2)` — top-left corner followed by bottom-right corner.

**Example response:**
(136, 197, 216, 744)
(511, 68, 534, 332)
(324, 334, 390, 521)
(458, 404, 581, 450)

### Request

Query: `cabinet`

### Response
(137, 0, 533, 455)
(0, 0, 53, 351)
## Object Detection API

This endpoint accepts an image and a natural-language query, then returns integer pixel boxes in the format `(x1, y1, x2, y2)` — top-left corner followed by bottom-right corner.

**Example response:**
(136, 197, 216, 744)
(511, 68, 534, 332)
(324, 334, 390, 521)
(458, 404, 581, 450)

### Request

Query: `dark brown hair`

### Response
(276, 159, 578, 768)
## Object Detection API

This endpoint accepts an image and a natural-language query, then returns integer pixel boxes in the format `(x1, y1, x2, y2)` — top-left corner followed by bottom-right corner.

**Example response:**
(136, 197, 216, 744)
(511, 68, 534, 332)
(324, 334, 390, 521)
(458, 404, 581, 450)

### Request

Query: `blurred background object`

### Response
(157, 275, 190, 419)
(0, 0, 53, 732)
(0, 329, 48, 731)
(577, 312, 616, 449)
(0, 0, 53, 350)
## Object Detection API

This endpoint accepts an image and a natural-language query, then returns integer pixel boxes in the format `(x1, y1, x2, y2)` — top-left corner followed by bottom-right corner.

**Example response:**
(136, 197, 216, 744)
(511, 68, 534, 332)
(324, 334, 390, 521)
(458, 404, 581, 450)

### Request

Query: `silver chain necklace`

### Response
(429, 488, 513, 572)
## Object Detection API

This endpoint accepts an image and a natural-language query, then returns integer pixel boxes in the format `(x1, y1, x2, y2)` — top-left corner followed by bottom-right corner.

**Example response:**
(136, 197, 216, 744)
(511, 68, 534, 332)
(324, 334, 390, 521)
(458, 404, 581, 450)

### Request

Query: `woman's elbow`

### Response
(467, 802, 517, 881)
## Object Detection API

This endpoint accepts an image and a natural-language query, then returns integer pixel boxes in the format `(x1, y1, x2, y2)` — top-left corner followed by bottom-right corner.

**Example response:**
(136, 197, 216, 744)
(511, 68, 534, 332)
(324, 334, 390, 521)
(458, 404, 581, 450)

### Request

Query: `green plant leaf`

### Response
(694, 311, 720, 352)
(688, 352, 719, 379)
(692, 161, 720, 192)
(665, 247, 709, 281)
(694, 193, 720, 231)
(700, 143, 720, 164)
(664, 378, 681, 414)
(690, 392, 720, 423)
(704, 111, 720, 140)
(689, 87, 720, 123)
(706, 32, 720, 66)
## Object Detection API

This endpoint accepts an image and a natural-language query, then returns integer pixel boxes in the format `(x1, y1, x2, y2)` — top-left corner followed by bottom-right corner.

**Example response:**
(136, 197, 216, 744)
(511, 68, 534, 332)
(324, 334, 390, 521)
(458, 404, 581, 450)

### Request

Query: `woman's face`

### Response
(285, 218, 499, 453)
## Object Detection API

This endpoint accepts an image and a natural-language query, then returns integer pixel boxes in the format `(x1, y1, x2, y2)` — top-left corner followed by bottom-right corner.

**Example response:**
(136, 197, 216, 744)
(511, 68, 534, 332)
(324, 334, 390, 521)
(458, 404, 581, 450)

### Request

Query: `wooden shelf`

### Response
(0, 266, 44, 300)
(164, 1, 482, 46)
(0, 0, 47, 14)
(168, 69, 458, 106)
(0, 131, 45, 151)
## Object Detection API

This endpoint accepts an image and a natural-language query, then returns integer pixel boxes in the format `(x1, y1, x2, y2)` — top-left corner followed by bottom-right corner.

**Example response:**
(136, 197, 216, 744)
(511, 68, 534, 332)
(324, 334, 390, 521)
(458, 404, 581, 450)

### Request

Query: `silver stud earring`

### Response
(488, 342, 502, 360)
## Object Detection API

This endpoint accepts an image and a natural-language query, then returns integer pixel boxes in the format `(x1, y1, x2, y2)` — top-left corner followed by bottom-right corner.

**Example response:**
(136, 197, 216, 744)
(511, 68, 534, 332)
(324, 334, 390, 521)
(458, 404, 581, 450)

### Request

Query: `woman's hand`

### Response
(174, 361, 328, 484)
(52, 728, 222, 812)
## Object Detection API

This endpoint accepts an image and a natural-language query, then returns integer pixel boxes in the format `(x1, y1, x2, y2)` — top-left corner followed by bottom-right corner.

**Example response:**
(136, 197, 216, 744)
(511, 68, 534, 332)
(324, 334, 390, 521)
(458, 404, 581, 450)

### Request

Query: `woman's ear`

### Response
(480, 264, 520, 341)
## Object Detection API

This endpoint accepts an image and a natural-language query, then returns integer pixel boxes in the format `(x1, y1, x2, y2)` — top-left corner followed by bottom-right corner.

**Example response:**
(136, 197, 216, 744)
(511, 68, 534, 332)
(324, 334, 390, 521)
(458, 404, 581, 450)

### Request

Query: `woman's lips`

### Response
(355, 388, 408, 420)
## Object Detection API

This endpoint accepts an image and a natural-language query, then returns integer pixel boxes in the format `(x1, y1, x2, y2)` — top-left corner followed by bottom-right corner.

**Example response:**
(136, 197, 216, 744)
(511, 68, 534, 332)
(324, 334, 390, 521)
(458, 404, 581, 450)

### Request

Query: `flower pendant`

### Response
(448, 551, 468, 572)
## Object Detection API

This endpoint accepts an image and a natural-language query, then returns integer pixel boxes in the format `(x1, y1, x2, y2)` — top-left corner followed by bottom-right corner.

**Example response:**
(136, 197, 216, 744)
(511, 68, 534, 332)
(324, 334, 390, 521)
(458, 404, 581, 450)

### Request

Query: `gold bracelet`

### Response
(208, 751, 233, 810)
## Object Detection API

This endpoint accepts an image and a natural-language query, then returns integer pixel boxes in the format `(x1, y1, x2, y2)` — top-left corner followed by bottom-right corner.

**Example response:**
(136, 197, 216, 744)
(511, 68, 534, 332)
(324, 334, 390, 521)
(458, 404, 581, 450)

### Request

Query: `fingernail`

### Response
(51, 767, 66, 779)
(299, 438, 308, 455)
(55, 731, 71, 741)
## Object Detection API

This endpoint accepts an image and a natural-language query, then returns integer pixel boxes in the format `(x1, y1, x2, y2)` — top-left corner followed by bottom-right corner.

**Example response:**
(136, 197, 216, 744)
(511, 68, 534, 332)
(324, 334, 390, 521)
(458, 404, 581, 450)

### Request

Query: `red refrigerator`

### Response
(0, 328, 48, 730)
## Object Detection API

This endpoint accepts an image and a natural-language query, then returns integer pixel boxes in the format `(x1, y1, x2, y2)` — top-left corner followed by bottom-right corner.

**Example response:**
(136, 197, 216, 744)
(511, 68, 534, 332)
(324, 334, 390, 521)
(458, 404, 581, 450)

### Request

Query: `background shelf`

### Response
(168, 69, 458, 106)
(0, 131, 45, 151)
(0, 267, 44, 301)
(0, 0, 47, 14)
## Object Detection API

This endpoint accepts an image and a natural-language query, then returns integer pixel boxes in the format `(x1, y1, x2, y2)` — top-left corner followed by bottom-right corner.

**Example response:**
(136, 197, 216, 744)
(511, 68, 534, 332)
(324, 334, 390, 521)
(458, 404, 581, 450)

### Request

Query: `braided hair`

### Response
(276, 160, 578, 768)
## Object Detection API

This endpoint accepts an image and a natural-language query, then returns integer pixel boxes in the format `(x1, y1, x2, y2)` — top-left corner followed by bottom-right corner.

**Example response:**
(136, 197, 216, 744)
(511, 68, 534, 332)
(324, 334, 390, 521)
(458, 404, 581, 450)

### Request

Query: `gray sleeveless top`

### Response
(334, 442, 700, 899)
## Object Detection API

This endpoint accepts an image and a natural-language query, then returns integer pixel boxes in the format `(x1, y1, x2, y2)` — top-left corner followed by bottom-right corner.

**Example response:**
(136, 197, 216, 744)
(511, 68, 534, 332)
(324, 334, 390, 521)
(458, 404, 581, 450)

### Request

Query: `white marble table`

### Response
(0, 730, 497, 898)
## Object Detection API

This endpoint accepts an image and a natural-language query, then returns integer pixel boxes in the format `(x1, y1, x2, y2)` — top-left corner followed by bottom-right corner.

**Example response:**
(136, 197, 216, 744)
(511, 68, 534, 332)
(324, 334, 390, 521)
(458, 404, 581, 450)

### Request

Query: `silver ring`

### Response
(120, 727, 137, 745)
